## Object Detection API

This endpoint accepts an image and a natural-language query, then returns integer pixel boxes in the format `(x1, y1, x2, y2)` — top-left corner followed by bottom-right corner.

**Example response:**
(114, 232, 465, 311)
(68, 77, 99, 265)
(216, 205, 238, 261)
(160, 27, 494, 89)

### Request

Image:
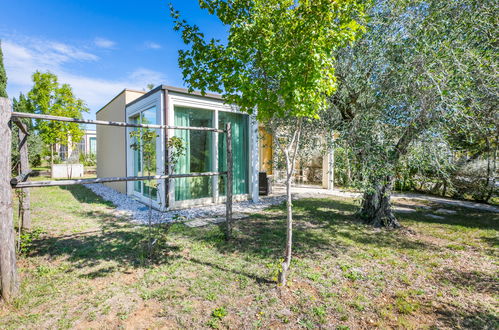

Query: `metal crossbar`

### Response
(10, 112, 226, 133)
(0, 97, 234, 302)
(11, 172, 228, 188)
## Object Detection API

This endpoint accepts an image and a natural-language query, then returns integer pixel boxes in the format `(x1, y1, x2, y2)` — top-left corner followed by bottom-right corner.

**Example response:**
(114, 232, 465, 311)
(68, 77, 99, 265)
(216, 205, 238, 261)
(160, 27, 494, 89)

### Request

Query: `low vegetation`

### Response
(0, 183, 497, 329)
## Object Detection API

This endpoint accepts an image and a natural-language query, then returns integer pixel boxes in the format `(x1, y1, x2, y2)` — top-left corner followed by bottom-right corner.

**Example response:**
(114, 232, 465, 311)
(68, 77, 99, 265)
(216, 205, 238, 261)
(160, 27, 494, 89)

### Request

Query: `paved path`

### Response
(271, 185, 499, 213)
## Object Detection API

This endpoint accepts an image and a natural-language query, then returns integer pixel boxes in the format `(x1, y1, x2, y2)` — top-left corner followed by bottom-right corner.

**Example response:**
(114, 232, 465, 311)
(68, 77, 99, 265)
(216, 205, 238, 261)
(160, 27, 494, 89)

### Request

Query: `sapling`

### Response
(129, 122, 185, 259)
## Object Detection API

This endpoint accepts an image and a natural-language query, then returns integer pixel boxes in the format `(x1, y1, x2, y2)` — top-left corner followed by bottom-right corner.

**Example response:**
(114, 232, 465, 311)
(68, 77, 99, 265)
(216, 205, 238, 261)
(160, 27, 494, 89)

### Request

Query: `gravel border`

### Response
(86, 183, 285, 224)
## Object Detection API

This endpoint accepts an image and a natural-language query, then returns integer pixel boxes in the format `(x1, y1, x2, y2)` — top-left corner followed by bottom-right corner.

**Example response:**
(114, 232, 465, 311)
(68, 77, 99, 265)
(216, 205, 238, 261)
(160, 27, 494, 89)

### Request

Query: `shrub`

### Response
(79, 153, 96, 166)
(31, 154, 42, 167)
(18, 228, 45, 255)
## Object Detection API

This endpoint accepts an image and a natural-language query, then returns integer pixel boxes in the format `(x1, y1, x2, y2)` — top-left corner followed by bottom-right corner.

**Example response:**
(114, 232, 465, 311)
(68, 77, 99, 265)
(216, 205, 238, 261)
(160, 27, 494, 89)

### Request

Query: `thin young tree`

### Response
(170, 0, 367, 285)
(130, 121, 185, 258)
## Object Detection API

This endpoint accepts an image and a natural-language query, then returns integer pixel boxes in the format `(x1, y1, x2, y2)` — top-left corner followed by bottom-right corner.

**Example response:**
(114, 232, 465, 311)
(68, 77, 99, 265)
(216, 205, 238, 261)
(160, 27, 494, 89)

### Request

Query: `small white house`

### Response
(55, 128, 96, 161)
(96, 85, 259, 210)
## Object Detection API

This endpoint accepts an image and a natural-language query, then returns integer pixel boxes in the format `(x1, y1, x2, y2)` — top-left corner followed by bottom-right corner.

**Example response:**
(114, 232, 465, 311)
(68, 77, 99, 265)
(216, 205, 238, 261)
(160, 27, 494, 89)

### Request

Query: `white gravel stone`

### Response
(85, 183, 285, 224)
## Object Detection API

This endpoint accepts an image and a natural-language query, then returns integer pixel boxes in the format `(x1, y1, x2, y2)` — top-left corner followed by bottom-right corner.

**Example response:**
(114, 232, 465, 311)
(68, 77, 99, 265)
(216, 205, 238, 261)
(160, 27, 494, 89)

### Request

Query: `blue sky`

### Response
(1, 0, 227, 119)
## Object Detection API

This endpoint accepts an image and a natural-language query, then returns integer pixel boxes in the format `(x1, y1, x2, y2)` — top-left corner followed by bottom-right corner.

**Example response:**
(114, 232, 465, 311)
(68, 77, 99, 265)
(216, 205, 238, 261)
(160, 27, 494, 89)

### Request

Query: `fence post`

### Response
(225, 123, 233, 239)
(0, 97, 20, 302)
(18, 122, 31, 230)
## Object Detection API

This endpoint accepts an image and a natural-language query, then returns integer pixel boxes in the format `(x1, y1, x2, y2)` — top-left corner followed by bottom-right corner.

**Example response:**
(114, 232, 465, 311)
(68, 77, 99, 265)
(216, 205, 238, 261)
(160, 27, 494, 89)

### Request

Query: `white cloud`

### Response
(94, 37, 116, 49)
(144, 41, 161, 49)
(2, 36, 167, 115)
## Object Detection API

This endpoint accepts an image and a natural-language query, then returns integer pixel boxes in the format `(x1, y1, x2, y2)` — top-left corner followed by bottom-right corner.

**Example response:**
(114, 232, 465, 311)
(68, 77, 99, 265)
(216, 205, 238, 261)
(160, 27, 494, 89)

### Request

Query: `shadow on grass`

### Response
(400, 206, 499, 231)
(435, 268, 499, 295)
(61, 184, 115, 207)
(434, 306, 498, 329)
(480, 235, 499, 257)
(188, 257, 275, 284)
(28, 193, 482, 282)
(177, 198, 440, 260)
(29, 211, 180, 274)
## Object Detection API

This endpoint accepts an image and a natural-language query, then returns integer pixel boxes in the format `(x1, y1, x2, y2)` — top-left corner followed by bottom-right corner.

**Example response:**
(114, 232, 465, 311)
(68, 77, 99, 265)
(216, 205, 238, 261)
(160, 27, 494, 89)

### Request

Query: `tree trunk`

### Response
(359, 176, 400, 228)
(50, 144, 54, 168)
(345, 150, 351, 186)
(275, 122, 302, 287)
(278, 163, 293, 286)
(484, 138, 497, 202)
(0, 97, 20, 302)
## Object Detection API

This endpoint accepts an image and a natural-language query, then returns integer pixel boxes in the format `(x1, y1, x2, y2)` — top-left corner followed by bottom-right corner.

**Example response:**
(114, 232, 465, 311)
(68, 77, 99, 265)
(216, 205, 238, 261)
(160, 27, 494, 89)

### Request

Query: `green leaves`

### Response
(170, 0, 367, 121)
(327, 0, 497, 193)
(27, 71, 89, 150)
(0, 40, 7, 98)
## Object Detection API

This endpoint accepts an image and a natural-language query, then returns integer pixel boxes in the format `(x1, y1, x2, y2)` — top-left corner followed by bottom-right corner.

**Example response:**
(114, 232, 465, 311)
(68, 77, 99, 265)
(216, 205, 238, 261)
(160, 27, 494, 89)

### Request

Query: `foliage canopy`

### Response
(28, 71, 88, 160)
(171, 0, 367, 121)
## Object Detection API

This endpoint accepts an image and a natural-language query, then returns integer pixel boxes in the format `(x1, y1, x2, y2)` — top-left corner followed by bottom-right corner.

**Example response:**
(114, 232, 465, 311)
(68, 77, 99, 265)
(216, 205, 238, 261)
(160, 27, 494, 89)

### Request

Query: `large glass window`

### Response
(130, 107, 158, 200)
(89, 137, 97, 154)
(218, 111, 249, 195)
(174, 107, 213, 201)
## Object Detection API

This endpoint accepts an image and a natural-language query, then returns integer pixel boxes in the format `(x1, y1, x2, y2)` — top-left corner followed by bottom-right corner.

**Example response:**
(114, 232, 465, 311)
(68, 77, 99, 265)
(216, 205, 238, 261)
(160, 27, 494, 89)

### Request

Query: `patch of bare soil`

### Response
(123, 301, 177, 329)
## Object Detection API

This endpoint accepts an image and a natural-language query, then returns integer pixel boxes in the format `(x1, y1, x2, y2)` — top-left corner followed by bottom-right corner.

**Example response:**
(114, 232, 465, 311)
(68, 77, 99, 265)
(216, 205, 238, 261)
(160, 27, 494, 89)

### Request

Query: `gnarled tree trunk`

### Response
(359, 176, 400, 228)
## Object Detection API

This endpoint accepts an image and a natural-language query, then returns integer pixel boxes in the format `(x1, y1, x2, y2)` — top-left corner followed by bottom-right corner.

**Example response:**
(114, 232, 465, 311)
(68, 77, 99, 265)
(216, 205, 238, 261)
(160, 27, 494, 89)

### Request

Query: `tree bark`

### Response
(279, 153, 294, 286)
(0, 97, 20, 302)
(276, 121, 302, 286)
(359, 176, 400, 228)
(50, 144, 54, 168)
(345, 148, 351, 186)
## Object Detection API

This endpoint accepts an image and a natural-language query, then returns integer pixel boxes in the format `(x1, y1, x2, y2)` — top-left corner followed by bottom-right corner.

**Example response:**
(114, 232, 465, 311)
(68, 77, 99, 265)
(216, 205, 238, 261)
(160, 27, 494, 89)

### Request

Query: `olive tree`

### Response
(170, 0, 366, 285)
(328, 0, 497, 227)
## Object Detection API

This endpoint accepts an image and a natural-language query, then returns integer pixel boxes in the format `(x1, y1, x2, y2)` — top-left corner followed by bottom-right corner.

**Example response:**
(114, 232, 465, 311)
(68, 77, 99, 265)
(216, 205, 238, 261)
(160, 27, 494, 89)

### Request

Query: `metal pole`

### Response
(225, 123, 233, 239)
(18, 122, 31, 230)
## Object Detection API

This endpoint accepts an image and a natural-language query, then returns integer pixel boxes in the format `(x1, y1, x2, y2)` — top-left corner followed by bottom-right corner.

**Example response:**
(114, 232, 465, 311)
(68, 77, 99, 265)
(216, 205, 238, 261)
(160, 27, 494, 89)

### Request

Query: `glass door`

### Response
(173, 107, 213, 201)
(130, 107, 158, 201)
(218, 111, 249, 196)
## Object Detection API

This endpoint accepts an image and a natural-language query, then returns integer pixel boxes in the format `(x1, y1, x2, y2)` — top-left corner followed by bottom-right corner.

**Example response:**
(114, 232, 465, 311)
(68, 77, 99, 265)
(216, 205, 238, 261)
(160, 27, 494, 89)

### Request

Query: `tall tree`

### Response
(28, 71, 88, 166)
(171, 0, 367, 285)
(0, 40, 7, 98)
(329, 0, 498, 227)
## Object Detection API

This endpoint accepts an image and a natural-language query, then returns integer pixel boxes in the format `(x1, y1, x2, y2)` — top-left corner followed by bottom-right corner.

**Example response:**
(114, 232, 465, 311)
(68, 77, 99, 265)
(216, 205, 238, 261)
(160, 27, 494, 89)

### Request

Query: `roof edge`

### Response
(163, 85, 223, 100)
(95, 88, 146, 115)
(125, 85, 224, 109)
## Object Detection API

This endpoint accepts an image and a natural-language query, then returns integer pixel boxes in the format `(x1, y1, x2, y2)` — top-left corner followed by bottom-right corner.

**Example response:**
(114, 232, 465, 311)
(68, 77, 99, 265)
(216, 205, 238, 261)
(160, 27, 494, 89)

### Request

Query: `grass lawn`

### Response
(0, 184, 497, 329)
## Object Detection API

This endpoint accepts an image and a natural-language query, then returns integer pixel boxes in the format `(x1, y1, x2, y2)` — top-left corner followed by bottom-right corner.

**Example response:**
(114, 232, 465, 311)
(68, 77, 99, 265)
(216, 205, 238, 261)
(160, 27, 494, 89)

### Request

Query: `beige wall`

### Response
(258, 126, 273, 175)
(96, 90, 144, 193)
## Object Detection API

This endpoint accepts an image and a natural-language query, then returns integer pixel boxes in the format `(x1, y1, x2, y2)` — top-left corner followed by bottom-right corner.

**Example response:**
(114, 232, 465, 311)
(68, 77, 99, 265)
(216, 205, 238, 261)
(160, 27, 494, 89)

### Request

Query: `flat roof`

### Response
(95, 88, 146, 115)
(125, 85, 224, 108)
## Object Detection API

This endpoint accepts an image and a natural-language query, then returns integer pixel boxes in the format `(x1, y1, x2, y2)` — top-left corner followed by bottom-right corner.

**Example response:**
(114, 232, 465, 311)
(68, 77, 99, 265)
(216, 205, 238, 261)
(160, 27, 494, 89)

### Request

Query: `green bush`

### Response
(18, 228, 45, 255)
(79, 153, 96, 166)
(31, 154, 42, 167)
